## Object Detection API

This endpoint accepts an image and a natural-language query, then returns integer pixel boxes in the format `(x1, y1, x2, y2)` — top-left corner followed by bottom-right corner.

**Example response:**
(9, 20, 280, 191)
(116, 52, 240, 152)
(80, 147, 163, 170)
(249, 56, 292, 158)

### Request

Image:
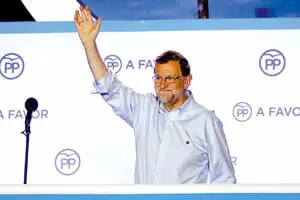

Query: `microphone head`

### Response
(25, 97, 38, 112)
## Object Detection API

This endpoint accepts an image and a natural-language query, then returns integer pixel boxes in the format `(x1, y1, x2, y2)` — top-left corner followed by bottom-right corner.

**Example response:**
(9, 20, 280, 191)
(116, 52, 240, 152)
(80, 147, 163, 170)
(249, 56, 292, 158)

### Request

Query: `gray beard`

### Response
(159, 94, 177, 106)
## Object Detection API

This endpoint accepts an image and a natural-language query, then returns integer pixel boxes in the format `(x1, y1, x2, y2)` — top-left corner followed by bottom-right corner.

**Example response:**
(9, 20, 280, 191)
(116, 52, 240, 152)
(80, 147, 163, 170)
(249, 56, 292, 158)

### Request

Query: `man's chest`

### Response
(137, 115, 209, 164)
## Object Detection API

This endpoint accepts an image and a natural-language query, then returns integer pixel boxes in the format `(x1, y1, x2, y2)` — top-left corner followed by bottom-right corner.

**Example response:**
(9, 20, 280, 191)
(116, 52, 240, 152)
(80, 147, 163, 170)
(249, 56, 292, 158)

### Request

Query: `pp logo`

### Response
(233, 102, 252, 122)
(104, 55, 122, 74)
(0, 53, 25, 80)
(55, 148, 81, 175)
(259, 49, 285, 76)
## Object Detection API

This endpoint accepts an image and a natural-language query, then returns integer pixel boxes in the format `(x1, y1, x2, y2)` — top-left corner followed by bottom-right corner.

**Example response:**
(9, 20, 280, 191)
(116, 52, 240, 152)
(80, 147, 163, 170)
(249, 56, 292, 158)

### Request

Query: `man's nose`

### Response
(160, 79, 169, 88)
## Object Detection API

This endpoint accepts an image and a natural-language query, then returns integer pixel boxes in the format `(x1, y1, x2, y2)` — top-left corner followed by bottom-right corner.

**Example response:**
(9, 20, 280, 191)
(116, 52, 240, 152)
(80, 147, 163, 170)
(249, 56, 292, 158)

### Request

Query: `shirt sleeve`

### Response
(92, 70, 146, 127)
(205, 113, 237, 183)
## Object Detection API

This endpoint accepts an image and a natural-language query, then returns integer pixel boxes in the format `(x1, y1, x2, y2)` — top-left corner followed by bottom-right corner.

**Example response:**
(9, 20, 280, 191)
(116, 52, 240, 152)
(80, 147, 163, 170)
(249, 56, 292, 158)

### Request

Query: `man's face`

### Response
(154, 60, 188, 106)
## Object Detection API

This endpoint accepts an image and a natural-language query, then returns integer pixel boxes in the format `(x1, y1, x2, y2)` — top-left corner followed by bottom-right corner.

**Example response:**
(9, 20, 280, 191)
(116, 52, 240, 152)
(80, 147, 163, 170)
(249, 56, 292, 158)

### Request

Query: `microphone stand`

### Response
(21, 111, 32, 184)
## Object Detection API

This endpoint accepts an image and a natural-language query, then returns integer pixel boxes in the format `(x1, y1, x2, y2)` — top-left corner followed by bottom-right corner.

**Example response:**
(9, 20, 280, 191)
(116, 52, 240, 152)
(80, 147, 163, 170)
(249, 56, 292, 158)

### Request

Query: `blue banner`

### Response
(76, 0, 198, 20)
(208, 0, 300, 18)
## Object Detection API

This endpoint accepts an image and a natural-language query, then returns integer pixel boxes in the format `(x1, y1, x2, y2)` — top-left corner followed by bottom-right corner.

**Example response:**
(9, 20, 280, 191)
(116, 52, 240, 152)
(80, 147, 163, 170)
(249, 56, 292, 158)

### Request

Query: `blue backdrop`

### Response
(77, 0, 198, 20)
(208, 0, 300, 18)
(76, 0, 300, 20)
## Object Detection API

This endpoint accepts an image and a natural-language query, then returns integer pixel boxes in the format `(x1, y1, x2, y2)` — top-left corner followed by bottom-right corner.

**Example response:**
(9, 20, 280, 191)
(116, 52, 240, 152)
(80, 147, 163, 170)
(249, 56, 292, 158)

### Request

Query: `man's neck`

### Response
(164, 94, 188, 112)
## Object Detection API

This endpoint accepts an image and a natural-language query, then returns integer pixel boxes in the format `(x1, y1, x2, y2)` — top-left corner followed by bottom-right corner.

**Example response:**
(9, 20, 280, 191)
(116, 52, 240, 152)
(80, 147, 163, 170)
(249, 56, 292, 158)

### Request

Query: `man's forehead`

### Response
(155, 61, 181, 74)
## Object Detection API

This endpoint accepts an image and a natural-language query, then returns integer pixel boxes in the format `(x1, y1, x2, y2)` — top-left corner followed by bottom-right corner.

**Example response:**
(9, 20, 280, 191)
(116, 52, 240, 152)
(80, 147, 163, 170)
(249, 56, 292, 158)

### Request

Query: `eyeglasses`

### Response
(152, 75, 184, 84)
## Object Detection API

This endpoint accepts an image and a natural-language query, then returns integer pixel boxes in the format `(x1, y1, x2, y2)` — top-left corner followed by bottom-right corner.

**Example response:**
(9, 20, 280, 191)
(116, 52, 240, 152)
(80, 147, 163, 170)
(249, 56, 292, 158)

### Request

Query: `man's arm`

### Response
(74, 5, 107, 81)
(93, 71, 147, 127)
(74, 6, 146, 127)
(205, 114, 237, 183)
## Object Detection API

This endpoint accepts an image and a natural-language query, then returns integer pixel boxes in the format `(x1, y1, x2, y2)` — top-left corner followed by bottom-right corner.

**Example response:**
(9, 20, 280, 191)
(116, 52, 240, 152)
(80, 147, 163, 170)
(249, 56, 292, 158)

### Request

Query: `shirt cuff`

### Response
(92, 70, 115, 94)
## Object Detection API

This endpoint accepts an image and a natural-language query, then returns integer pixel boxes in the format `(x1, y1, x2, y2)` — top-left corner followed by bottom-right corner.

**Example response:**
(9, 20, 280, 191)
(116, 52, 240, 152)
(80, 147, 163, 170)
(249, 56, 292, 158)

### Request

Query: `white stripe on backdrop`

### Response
(0, 29, 300, 184)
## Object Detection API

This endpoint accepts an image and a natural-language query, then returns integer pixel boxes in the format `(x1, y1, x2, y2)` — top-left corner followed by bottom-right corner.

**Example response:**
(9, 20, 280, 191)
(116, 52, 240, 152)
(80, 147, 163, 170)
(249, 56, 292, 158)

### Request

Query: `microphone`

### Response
(25, 97, 38, 126)
(22, 97, 38, 184)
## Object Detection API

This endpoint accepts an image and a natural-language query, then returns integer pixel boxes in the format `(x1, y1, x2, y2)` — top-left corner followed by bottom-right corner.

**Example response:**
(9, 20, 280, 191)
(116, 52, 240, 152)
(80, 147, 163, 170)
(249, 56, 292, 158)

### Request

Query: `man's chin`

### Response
(158, 96, 171, 104)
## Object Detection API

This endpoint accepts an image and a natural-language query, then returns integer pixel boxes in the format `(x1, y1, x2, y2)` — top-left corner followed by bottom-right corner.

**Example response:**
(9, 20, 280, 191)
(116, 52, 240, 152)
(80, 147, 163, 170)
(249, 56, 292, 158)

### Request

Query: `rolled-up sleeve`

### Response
(93, 70, 145, 127)
(205, 114, 237, 183)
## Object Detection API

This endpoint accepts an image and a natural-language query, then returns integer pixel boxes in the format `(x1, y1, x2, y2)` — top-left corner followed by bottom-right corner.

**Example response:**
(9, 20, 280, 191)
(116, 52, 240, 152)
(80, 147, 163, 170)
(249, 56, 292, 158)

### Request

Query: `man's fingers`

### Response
(74, 10, 81, 28)
(85, 6, 93, 22)
(95, 17, 102, 33)
(75, 6, 101, 35)
(80, 6, 87, 21)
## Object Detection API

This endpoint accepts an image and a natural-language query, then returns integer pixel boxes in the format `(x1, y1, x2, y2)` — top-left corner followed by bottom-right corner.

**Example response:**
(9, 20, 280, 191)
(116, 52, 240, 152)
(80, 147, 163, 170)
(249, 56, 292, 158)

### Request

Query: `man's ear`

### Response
(183, 74, 192, 89)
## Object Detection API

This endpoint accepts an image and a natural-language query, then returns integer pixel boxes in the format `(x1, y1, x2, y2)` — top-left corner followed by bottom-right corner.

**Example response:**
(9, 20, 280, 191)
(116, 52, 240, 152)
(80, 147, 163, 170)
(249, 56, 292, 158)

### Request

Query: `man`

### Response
(74, 6, 236, 184)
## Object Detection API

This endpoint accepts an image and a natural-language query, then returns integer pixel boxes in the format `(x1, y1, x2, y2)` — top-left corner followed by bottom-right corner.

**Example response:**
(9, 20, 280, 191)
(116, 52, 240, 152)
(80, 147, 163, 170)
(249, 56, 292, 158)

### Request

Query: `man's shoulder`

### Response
(183, 102, 225, 139)
(189, 101, 221, 123)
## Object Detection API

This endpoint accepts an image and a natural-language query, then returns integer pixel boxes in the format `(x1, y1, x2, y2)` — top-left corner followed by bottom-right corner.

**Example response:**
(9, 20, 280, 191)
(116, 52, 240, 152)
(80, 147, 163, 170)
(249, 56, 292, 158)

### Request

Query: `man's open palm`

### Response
(74, 6, 101, 45)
